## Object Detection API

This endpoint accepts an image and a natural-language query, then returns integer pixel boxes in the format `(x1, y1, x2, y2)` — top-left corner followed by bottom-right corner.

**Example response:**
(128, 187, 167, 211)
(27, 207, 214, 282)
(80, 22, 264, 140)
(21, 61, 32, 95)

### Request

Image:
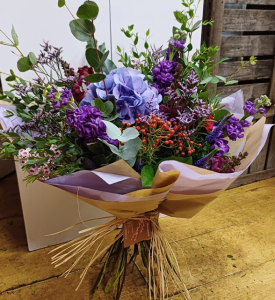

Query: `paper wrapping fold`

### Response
(46, 116, 273, 221)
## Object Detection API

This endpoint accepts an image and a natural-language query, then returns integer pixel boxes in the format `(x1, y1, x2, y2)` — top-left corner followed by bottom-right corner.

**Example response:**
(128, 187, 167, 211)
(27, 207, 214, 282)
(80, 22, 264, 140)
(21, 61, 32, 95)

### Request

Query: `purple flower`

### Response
(80, 73, 116, 106)
(66, 106, 117, 145)
(152, 60, 178, 96)
(224, 116, 244, 141)
(240, 119, 251, 128)
(194, 152, 214, 168)
(206, 118, 227, 143)
(259, 107, 266, 116)
(113, 68, 162, 123)
(60, 90, 72, 105)
(210, 156, 225, 173)
(169, 40, 185, 52)
(47, 85, 57, 101)
(243, 101, 256, 116)
(211, 138, 230, 156)
(80, 67, 162, 124)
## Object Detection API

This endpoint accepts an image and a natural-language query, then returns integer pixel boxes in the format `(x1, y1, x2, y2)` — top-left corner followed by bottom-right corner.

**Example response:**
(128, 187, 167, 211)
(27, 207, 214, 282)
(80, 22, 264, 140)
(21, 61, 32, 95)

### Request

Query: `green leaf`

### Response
(120, 137, 141, 166)
(11, 25, 19, 46)
(208, 57, 229, 72)
(84, 73, 106, 83)
(77, 2, 99, 20)
(146, 29, 150, 36)
(26, 160, 37, 165)
(88, 140, 106, 154)
(121, 128, 139, 141)
(58, 0, 66, 7)
(141, 165, 155, 187)
(144, 41, 149, 49)
(86, 47, 103, 69)
(69, 19, 94, 42)
(225, 80, 238, 86)
(128, 24, 134, 31)
(191, 20, 201, 31)
(200, 76, 213, 85)
(28, 52, 37, 65)
(5, 75, 16, 82)
(103, 121, 139, 142)
(117, 46, 121, 53)
(97, 42, 106, 53)
(104, 101, 114, 114)
(214, 109, 231, 121)
(22, 132, 33, 140)
(99, 139, 121, 157)
(17, 57, 32, 72)
(134, 35, 139, 46)
(174, 11, 186, 24)
(94, 98, 105, 112)
(216, 75, 227, 83)
(198, 91, 210, 101)
(102, 59, 117, 74)
(98, 50, 109, 68)
(210, 77, 219, 84)
(4, 91, 15, 98)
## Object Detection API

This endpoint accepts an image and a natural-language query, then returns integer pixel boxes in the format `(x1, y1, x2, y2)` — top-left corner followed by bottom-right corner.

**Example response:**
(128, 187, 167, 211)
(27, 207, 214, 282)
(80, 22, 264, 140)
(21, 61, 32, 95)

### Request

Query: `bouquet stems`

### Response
(50, 213, 191, 300)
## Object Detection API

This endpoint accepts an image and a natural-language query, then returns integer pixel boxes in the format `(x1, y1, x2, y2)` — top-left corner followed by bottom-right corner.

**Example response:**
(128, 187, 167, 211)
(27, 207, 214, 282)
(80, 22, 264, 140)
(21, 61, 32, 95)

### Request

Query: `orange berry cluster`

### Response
(121, 113, 202, 157)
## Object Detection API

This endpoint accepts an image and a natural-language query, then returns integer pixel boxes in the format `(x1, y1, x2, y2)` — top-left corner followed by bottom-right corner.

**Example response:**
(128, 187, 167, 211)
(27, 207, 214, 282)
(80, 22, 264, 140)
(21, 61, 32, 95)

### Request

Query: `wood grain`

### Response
(266, 121, 275, 169)
(249, 117, 273, 173)
(219, 59, 273, 81)
(229, 168, 275, 188)
(208, 0, 225, 95)
(223, 9, 275, 32)
(221, 35, 275, 58)
(226, 0, 275, 4)
(269, 54, 275, 104)
(217, 82, 270, 99)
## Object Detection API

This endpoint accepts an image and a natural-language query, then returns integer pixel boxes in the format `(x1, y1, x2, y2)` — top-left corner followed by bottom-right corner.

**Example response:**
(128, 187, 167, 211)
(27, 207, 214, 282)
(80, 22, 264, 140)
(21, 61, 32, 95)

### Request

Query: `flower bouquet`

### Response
(0, 0, 273, 299)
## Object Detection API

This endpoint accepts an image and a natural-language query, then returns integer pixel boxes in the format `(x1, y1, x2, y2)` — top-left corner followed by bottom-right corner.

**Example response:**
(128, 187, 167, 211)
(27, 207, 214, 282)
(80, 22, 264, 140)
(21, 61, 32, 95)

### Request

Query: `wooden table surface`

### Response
(1, 173, 275, 300)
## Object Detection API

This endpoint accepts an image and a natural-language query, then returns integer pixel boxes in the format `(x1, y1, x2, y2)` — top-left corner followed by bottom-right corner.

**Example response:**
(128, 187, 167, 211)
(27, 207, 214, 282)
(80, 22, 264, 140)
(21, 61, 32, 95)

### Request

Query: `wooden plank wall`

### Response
(202, 0, 275, 188)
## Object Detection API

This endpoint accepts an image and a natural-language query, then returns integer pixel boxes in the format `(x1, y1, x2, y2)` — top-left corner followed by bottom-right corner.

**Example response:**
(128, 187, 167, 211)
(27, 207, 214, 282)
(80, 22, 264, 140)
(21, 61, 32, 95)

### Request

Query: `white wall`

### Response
(0, 0, 203, 91)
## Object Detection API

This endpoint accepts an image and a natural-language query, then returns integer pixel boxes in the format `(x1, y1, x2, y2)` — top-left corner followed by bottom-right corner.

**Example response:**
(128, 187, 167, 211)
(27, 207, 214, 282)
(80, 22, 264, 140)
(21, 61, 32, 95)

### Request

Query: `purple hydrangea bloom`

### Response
(112, 68, 162, 124)
(80, 67, 162, 124)
(80, 73, 116, 106)
(211, 138, 230, 156)
(243, 101, 257, 116)
(66, 106, 118, 145)
(224, 116, 245, 141)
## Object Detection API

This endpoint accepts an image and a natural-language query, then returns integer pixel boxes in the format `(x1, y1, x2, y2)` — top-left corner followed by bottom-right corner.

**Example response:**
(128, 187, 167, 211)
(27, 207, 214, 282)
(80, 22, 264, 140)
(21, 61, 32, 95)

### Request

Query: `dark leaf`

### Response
(84, 73, 106, 83)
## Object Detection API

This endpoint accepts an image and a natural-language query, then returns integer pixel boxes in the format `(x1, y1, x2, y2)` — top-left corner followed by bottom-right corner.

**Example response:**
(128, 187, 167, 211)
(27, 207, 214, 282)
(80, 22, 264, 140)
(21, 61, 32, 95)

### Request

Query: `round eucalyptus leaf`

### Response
(17, 57, 32, 72)
(28, 52, 37, 65)
(77, 2, 99, 20)
(58, 0, 66, 7)
(69, 19, 95, 42)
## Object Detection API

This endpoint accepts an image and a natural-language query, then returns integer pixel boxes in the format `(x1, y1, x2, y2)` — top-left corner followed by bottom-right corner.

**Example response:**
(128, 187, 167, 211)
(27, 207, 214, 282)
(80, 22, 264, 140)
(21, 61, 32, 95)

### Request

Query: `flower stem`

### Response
(64, 4, 110, 101)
